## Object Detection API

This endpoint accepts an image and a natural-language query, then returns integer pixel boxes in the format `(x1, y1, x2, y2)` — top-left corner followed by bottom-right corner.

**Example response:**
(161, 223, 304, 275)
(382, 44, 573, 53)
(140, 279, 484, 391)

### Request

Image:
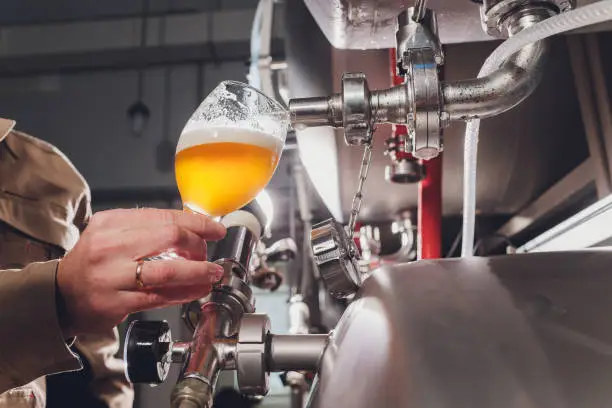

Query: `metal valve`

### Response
(124, 320, 188, 385)
(310, 218, 362, 299)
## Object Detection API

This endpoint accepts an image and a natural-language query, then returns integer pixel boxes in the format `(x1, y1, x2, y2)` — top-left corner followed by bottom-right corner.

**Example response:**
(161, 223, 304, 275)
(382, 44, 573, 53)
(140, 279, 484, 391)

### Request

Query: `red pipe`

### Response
(390, 49, 442, 259)
(418, 156, 442, 259)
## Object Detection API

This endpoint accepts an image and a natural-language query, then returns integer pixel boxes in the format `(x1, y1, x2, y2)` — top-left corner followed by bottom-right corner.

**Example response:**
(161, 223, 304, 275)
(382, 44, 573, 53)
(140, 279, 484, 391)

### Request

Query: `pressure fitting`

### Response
(236, 314, 329, 396)
(481, 0, 574, 37)
(289, 73, 373, 146)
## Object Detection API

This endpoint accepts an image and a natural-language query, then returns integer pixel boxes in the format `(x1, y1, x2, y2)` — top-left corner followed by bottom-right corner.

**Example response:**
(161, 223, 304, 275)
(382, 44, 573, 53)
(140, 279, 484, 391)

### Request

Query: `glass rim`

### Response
(218, 80, 289, 117)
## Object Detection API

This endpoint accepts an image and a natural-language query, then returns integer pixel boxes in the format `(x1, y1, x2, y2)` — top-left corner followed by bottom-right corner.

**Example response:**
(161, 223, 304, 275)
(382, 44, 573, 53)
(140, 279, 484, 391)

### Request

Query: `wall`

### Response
(0, 62, 245, 188)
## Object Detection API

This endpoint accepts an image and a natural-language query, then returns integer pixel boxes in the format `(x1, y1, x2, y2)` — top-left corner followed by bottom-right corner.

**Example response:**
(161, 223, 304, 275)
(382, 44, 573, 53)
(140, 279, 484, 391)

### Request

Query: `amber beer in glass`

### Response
(175, 81, 289, 217)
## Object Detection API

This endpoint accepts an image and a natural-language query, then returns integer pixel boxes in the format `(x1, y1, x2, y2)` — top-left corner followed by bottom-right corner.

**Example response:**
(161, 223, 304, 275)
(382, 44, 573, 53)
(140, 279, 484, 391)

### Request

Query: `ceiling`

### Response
(0, 0, 259, 26)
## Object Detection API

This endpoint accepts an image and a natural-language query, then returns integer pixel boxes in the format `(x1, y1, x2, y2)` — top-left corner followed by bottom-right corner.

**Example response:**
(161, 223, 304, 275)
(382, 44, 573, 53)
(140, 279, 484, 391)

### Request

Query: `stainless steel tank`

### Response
(308, 251, 612, 408)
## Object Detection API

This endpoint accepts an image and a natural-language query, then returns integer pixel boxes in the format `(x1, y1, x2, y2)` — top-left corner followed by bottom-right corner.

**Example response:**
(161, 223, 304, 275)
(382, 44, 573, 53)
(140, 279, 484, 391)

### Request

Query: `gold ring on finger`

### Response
(135, 260, 145, 289)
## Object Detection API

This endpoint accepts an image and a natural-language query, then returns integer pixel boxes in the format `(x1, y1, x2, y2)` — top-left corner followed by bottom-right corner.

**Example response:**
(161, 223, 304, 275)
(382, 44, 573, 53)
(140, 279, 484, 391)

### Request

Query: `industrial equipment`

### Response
(124, 0, 612, 406)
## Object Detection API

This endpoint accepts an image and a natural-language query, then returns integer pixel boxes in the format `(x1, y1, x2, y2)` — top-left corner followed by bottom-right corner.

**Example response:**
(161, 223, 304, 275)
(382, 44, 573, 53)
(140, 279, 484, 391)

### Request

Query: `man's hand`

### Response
(56, 208, 226, 337)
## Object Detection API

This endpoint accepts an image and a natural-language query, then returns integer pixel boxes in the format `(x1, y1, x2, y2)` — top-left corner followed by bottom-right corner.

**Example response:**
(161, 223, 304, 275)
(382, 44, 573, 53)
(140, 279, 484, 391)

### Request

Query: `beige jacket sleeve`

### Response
(0, 120, 133, 406)
(0, 260, 82, 394)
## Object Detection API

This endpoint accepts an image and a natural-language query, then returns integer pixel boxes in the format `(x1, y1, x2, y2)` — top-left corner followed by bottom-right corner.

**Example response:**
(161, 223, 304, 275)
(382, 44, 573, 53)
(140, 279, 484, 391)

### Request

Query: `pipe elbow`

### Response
(442, 10, 552, 121)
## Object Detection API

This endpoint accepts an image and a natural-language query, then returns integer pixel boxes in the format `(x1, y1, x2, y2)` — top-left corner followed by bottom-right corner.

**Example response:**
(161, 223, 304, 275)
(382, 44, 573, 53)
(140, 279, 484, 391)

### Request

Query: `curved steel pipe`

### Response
(442, 9, 552, 121)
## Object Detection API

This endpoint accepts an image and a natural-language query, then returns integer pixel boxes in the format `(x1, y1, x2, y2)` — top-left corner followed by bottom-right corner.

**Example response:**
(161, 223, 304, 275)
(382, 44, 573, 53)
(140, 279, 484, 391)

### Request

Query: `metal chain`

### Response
(347, 140, 373, 235)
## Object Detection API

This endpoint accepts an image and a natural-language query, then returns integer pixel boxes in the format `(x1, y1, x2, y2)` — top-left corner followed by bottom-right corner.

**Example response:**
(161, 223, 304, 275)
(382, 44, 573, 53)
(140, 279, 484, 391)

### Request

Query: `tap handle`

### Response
(124, 320, 173, 384)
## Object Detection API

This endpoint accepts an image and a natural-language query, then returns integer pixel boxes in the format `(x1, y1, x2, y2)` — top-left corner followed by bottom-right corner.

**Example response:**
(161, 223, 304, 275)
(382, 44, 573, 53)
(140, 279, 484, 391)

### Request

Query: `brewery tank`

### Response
(308, 251, 612, 408)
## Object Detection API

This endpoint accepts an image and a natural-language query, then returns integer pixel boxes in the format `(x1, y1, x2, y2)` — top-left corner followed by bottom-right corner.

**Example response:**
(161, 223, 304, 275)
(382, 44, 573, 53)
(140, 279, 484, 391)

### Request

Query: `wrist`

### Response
(55, 260, 75, 339)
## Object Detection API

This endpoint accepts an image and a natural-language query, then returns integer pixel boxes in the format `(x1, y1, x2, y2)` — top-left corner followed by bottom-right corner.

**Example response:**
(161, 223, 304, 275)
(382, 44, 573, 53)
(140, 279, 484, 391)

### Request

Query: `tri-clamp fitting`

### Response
(288, 72, 375, 146)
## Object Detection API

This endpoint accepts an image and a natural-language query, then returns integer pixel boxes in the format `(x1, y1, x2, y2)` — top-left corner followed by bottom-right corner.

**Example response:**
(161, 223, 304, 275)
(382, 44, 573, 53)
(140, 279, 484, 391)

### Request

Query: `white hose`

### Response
(460, 0, 612, 257)
(248, 0, 275, 96)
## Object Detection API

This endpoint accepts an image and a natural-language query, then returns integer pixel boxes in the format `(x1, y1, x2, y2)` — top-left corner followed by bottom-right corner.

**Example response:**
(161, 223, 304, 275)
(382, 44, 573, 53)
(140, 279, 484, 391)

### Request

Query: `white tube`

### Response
(461, 0, 612, 257)
(248, 0, 275, 96)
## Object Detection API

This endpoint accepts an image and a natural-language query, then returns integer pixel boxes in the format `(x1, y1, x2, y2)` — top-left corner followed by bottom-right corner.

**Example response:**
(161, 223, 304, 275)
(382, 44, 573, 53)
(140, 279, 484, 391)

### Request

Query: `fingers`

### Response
(97, 225, 209, 261)
(123, 284, 214, 312)
(114, 259, 224, 290)
(142, 259, 224, 288)
(89, 208, 226, 240)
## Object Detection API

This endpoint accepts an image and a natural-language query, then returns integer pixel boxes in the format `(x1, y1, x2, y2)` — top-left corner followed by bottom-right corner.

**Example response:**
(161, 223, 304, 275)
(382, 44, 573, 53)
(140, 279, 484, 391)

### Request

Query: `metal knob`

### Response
(310, 218, 362, 299)
(124, 320, 173, 384)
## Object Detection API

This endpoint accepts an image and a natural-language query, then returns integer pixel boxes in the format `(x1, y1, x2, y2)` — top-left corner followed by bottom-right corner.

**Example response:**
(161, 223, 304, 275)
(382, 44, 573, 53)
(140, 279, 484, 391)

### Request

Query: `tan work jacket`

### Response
(0, 118, 133, 407)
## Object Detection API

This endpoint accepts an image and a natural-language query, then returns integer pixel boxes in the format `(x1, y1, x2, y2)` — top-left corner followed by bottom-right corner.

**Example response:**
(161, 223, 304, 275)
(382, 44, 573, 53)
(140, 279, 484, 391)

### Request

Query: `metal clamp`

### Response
(341, 73, 373, 146)
(310, 218, 362, 299)
(396, 7, 444, 70)
(236, 314, 271, 396)
(396, 7, 444, 160)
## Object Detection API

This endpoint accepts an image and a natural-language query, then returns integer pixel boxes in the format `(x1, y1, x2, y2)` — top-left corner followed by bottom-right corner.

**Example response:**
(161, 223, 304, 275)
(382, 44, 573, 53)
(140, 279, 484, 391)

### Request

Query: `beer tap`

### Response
(123, 201, 328, 408)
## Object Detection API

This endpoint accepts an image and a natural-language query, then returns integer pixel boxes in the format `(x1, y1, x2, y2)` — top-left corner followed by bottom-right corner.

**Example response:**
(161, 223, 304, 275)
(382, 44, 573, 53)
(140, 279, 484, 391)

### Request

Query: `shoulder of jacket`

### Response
(11, 129, 66, 155)
(7, 130, 91, 197)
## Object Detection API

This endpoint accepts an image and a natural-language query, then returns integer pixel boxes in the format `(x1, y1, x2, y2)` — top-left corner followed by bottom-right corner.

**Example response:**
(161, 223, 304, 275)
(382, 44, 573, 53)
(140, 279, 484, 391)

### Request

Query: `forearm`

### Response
(0, 260, 82, 393)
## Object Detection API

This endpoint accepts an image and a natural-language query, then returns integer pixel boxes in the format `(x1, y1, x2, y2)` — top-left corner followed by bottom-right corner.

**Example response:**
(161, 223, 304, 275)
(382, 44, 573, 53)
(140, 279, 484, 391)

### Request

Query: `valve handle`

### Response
(124, 320, 172, 385)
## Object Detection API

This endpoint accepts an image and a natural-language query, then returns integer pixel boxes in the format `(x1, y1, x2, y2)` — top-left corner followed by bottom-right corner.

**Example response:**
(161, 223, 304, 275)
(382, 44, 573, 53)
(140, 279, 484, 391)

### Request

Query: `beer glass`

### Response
(175, 81, 290, 217)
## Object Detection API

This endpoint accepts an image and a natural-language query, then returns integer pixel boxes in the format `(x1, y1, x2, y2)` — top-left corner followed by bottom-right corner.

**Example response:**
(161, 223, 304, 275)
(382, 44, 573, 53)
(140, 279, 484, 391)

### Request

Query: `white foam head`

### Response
(176, 125, 283, 154)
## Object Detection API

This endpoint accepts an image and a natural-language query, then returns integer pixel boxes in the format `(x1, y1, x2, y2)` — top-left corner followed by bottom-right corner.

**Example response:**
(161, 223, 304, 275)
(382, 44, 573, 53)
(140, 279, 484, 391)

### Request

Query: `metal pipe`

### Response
(418, 155, 443, 259)
(290, 386, 305, 408)
(171, 303, 241, 408)
(211, 226, 257, 278)
(289, 95, 342, 127)
(288, 161, 299, 297)
(412, 0, 428, 22)
(442, 8, 552, 120)
(171, 377, 214, 408)
(267, 334, 328, 372)
(293, 159, 315, 296)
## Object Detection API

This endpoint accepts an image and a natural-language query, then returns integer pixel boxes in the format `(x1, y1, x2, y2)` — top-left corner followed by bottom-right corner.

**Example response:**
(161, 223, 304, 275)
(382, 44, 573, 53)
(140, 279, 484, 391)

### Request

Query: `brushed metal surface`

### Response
(304, 0, 603, 49)
(310, 251, 612, 408)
